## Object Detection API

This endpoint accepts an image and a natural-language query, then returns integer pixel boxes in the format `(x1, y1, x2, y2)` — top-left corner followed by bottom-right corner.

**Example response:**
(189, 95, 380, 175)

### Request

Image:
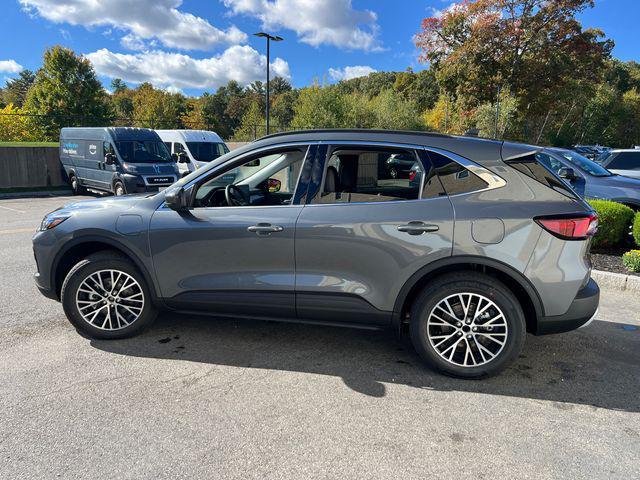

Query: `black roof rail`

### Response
(257, 128, 455, 141)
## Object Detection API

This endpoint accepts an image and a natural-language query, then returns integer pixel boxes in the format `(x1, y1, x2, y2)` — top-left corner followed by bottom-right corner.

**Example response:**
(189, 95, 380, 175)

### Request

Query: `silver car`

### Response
(596, 149, 640, 180)
(33, 130, 600, 378)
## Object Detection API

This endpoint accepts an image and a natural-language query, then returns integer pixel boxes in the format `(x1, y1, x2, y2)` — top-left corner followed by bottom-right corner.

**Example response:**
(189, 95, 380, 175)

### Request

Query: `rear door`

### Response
(294, 143, 454, 326)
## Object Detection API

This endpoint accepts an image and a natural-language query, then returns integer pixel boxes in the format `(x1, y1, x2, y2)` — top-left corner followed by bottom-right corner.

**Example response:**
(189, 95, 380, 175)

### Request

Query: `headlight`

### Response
(39, 213, 70, 231)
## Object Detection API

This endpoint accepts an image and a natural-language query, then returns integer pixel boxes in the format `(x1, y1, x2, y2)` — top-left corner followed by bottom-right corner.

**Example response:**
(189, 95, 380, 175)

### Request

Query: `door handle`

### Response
(397, 221, 439, 235)
(247, 223, 284, 236)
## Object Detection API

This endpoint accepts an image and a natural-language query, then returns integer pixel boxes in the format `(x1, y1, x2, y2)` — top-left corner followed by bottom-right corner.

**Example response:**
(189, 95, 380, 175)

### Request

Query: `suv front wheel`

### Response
(61, 251, 157, 339)
(410, 272, 526, 378)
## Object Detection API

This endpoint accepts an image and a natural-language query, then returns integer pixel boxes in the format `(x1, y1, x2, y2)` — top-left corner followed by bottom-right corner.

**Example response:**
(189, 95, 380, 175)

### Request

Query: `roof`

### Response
(155, 129, 224, 143)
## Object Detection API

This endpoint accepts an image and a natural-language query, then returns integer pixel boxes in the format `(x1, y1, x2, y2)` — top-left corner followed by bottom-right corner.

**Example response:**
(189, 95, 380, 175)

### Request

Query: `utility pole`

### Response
(495, 85, 501, 140)
(254, 32, 283, 135)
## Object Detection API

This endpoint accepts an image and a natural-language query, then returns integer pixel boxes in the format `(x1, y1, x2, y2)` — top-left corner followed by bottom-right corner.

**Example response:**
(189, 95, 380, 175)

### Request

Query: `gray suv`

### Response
(33, 130, 600, 378)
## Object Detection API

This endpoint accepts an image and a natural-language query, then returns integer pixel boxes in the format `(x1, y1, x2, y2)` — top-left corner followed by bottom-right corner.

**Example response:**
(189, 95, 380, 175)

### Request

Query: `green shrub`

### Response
(588, 200, 634, 248)
(622, 250, 640, 273)
(633, 212, 640, 247)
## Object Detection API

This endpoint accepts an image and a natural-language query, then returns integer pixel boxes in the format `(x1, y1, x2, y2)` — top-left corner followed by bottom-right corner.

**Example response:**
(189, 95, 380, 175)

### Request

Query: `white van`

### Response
(156, 130, 230, 177)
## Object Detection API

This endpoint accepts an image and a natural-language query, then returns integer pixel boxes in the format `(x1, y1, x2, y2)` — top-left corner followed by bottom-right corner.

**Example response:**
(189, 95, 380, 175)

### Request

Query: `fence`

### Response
(0, 146, 64, 189)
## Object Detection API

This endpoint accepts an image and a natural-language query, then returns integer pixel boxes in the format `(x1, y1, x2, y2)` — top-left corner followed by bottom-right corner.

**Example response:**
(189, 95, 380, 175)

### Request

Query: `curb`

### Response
(0, 189, 73, 199)
(592, 269, 640, 294)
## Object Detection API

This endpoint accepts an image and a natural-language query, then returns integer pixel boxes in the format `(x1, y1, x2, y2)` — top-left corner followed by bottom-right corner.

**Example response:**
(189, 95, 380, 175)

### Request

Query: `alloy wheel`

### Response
(427, 293, 508, 367)
(75, 269, 145, 331)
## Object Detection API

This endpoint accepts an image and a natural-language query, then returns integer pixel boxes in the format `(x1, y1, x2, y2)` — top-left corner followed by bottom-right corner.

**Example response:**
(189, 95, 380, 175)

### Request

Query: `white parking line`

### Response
(0, 205, 26, 213)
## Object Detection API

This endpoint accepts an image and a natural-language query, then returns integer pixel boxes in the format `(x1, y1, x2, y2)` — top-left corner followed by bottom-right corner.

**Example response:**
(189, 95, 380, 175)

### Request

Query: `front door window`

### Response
(194, 147, 308, 208)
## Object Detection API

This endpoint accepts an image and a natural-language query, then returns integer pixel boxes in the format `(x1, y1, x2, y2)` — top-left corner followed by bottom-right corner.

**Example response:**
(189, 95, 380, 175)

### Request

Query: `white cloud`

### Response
(120, 34, 148, 51)
(0, 60, 23, 74)
(223, 0, 381, 51)
(85, 46, 291, 91)
(19, 0, 248, 50)
(329, 65, 376, 81)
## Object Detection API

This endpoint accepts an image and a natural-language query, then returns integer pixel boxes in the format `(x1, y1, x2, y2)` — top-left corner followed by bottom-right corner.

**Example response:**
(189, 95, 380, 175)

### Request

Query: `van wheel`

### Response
(61, 251, 158, 339)
(70, 174, 84, 195)
(410, 272, 526, 379)
(113, 180, 126, 196)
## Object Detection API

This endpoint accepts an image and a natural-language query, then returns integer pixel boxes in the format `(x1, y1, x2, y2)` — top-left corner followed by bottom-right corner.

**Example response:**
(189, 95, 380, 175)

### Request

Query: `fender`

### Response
(51, 234, 163, 304)
(391, 255, 545, 330)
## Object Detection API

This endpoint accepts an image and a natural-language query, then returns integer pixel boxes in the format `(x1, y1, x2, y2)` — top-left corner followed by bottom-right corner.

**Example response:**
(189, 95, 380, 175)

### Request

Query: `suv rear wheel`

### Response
(410, 272, 526, 378)
(61, 251, 157, 339)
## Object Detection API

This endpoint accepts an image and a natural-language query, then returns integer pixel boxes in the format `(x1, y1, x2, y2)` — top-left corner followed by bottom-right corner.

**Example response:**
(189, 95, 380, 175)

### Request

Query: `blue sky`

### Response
(0, 0, 638, 96)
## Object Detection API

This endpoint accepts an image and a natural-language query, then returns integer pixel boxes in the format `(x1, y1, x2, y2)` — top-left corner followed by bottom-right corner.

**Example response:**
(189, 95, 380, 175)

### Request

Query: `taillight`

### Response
(535, 214, 598, 240)
(409, 170, 417, 181)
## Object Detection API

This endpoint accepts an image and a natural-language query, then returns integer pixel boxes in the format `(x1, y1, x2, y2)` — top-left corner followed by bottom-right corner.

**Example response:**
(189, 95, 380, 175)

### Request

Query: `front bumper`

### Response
(535, 278, 600, 335)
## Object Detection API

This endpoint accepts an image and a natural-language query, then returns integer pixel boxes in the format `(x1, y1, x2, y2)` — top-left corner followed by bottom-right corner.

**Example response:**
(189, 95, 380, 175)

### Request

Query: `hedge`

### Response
(588, 200, 634, 249)
(633, 212, 640, 247)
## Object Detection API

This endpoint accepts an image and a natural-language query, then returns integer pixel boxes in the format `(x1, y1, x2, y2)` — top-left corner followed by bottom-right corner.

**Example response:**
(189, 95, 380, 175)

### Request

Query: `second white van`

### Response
(156, 130, 230, 177)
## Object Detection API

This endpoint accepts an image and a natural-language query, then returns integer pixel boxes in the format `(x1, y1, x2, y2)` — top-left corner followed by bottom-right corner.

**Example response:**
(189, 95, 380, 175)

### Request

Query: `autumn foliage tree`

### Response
(415, 0, 614, 142)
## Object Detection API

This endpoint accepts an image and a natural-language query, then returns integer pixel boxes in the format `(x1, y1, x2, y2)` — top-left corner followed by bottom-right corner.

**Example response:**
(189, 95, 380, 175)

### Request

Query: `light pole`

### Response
(254, 32, 283, 135)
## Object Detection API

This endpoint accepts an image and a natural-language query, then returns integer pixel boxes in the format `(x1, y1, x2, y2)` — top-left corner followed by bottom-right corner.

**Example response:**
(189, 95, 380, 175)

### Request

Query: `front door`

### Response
(149, 144, 312, 319)
(294, 143, 455, 326)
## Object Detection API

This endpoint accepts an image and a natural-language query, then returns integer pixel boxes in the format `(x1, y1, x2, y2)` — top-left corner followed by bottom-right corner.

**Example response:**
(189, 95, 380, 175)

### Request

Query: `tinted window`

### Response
(536, 152, 566, 174)
(427, 151, 488, 195)
(506, 153, 577, 199)
(608, 152, 640, 170)
(315, 147, 422, 204)
(186, 142, 228, 162)
(555, 150, 611, 177)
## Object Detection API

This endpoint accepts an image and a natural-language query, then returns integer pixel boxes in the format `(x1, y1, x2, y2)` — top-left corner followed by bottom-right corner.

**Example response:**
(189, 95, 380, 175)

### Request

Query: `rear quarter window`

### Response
(506, 153, 578, 199)
(426, 151, 489, 195)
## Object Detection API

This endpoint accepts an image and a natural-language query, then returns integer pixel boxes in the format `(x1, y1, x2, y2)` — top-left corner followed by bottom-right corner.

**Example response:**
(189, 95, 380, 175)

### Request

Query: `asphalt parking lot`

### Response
(1, 194, 639, 479)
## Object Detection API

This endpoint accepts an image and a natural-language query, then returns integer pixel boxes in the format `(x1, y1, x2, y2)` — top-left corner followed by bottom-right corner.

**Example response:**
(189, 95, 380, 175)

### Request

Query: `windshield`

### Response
(186, 142, 229, 162)
(556, 150, 612, 177)
(116, 140, 172, 163)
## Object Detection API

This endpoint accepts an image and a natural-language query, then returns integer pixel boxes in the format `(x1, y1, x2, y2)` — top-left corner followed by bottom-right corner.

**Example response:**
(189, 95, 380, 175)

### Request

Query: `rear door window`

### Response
(312, 146, 423, 204)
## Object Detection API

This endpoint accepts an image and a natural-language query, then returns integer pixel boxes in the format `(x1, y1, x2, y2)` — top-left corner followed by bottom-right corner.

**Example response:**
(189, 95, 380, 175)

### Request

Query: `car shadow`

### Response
(90, 313, 640, 412)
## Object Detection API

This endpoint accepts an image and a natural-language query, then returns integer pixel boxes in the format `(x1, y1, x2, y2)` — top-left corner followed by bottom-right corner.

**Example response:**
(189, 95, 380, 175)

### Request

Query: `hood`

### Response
(602, 174, 640, 188)
(57, 193, 149, 214)
(122, 162, 178, 175)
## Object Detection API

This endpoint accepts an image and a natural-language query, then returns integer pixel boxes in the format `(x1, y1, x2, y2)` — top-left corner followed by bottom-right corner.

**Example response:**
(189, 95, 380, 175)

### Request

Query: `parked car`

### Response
(156, 130, 229, 177)
(595, 149, 640, 180)
(385, 152, 418, 178)
(538, 148, 640, 208)
(60, 127, 179, 196)
(572, 145, 609, 161)
(34, 130, 599, 378)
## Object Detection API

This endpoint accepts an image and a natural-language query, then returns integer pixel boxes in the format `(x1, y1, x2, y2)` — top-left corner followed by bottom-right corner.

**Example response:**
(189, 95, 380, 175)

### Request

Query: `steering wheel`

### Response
(225, 184, 248, 206)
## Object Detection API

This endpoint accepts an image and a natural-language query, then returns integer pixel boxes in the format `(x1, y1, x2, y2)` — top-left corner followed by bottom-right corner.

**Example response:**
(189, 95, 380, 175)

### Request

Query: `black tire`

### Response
(113, 180, 126, 196)
(410, 272, 526, 379)
(61, 251, 158, 339)
(69, 174, 85, 195)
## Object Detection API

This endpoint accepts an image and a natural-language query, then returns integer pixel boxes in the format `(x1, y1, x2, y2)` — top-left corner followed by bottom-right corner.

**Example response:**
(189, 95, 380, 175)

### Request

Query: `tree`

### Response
(270, 76, 293, 95)
(110, 78, 128, 94)
(25, 46, 110, 139)
(0, 104, 44, 141)
(291, 83, 346, 129)
(232, 100, 265, 141)
(415, 1, 613, 112)
(2, 70, 36, 108)
(130, 83, 188, 129)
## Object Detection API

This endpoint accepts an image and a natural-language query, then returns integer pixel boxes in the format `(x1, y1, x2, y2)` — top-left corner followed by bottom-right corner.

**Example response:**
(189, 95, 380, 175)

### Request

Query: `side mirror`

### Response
(165, 187, 189, 211)
(268, 178, 282, 193)
(105, 153, 117, 165)
(178, 152, 190, 164)
(245, 159, 261, 167)
(558, 167, 576, 181)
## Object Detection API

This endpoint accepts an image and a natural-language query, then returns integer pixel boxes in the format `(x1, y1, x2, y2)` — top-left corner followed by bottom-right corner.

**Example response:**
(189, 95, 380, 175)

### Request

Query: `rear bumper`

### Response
(535, 278, 600, 335)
